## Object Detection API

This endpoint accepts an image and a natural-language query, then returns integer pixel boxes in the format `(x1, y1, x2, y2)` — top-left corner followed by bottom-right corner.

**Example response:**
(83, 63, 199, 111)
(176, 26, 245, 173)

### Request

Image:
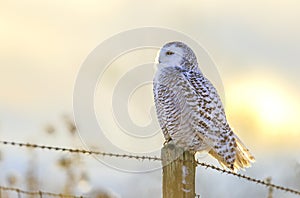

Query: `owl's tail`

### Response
(208, 136, 255, 172)
(233, 136, 255, 171)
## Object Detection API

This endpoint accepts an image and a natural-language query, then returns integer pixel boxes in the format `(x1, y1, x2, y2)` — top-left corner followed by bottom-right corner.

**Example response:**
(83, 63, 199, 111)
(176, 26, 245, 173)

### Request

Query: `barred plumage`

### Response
(153, 41, 254, 171)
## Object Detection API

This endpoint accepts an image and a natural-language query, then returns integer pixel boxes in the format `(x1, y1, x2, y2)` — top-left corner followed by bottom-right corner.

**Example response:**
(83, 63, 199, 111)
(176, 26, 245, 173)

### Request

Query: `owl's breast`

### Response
(154, 65, 186, 85)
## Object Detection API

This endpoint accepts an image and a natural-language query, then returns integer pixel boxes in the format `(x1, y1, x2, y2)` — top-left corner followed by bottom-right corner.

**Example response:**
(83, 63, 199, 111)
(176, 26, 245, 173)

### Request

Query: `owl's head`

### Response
(157, 41, 198, 70)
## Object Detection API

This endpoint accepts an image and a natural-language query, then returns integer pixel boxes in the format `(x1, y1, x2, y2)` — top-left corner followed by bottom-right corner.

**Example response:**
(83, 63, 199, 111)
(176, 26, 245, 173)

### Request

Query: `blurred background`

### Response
(1, 0, 300, 197)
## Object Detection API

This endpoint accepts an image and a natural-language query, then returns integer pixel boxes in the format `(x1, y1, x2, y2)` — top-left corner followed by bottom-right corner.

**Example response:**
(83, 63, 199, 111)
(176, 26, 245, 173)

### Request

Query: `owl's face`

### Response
(157, 43, 185, 67)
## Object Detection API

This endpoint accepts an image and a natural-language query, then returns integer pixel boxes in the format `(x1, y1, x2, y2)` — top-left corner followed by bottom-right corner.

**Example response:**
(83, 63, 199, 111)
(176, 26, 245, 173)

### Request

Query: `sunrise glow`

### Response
(227, 77, 300, 135)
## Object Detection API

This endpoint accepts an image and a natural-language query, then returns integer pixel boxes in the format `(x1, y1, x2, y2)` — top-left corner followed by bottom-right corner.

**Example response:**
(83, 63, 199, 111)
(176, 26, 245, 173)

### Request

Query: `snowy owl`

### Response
(153, 41, 254, 171)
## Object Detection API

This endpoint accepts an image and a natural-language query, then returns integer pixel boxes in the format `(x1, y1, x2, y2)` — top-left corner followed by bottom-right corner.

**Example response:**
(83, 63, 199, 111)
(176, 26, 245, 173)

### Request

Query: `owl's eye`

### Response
(166, 51, 174, 55)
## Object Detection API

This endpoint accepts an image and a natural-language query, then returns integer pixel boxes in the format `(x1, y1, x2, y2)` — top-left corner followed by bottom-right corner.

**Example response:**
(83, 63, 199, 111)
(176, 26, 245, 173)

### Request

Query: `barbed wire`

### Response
(1, 140, 300, 196)
(0, 185, 199, 198)
(196, 161, 300, 195)
(0, 186, 85, 198)
(0, 140, 160, 161)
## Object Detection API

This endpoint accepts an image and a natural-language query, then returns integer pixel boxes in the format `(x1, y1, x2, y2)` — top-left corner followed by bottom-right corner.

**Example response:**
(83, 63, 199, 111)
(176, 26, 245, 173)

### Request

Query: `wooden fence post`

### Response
(161, 143, 196, 198)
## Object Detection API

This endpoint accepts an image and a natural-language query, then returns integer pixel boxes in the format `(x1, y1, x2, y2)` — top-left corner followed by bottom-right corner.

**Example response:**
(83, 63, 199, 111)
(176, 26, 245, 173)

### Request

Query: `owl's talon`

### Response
(163, 138, 172, 145)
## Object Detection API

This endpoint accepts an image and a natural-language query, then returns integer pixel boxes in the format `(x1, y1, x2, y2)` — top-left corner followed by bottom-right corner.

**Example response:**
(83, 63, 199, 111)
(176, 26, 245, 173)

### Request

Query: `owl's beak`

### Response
(156, 56, 161, 64)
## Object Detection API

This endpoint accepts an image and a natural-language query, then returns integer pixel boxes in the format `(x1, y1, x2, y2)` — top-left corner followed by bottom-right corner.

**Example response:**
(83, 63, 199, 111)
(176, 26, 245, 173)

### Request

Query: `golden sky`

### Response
(0, 0, 300, 152)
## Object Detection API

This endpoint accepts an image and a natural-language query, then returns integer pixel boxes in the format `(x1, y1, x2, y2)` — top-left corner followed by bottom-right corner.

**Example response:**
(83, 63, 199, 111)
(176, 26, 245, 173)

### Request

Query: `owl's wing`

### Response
(182, 70, 235, 156)
(184, 70, 254, 170)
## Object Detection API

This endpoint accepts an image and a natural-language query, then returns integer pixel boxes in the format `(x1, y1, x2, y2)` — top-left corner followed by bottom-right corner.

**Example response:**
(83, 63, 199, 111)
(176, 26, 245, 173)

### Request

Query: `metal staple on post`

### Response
(266, 177, 273, 198)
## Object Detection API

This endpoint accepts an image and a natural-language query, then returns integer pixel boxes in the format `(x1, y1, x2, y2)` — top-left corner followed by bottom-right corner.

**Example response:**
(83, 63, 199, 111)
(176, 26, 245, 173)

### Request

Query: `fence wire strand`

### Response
(0, 186, 85, 198)
(1, 140, 300, 196)
(196, 161, 300, 195)
(0, 140, 160, 161)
